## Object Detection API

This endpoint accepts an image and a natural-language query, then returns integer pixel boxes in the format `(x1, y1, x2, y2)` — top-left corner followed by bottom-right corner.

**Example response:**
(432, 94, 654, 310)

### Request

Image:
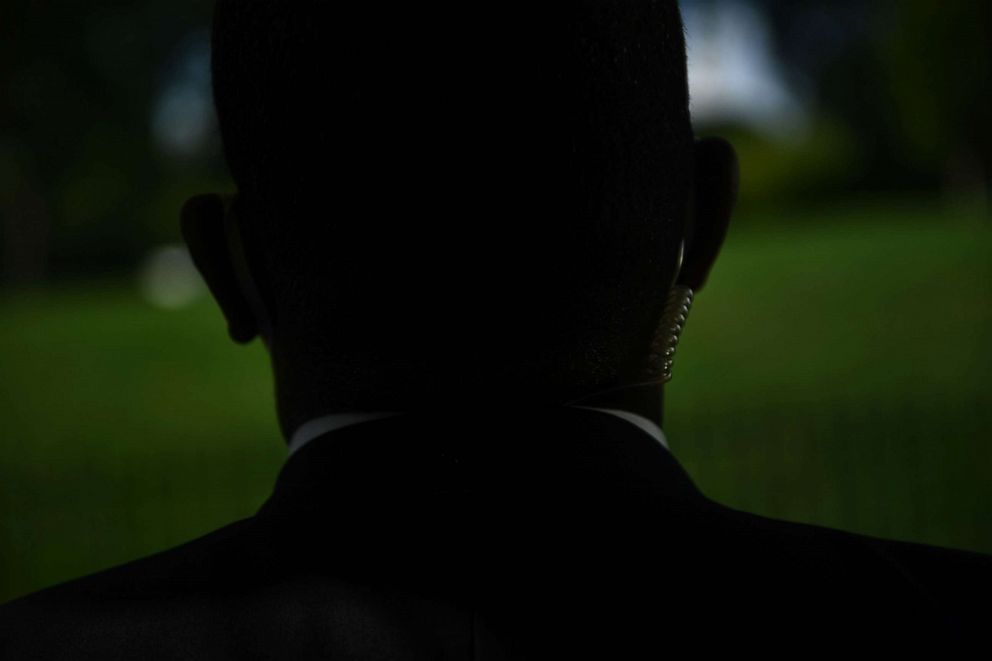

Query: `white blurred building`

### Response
(682, 0, 809, 139)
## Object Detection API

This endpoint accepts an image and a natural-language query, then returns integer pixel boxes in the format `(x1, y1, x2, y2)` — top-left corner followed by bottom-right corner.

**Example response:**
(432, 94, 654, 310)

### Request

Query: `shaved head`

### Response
(210, 0, 693, 413)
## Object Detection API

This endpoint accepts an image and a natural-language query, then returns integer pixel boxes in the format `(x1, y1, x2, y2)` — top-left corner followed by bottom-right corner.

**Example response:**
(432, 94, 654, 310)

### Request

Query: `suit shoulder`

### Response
(0, 517, 452, 660)
(849, 532, 992, 641)
(714, 500, 992, 578)
(2, 516, 261, 609)
(865, 535, 992, 610)
(0, 516, 264, 657)
(708, 501, 992, 638)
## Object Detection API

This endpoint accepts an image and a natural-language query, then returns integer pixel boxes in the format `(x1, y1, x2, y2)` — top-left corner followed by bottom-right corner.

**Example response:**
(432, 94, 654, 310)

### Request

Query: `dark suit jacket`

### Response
(2, 406, 990, 658)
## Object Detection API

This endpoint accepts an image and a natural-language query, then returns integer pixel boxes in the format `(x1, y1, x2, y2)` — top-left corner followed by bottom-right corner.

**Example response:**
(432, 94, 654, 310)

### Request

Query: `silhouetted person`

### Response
(2, 1, 991, 657)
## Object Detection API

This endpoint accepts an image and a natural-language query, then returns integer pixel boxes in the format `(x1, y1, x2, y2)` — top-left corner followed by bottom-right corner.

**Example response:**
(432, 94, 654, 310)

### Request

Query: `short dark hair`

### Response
(210, 0, 693, 404)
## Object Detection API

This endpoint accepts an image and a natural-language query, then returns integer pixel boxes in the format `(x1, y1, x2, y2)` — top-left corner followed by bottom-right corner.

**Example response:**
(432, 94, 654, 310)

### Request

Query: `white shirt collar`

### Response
(286, 405, 668, 459)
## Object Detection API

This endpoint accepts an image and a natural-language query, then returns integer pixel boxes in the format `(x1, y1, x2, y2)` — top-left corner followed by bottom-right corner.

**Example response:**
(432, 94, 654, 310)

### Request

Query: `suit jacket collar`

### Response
(257, 405, 711, 524)
(286, 405, 669, 458)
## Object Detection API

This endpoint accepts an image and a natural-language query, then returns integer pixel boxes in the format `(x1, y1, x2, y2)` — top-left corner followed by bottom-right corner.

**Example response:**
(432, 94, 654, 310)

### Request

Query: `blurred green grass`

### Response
(2, 203, 991, 603)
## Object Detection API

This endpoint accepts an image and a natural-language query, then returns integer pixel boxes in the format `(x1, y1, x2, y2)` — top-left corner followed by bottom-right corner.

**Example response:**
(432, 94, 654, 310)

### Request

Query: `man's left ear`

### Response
(180, 193, 260, 344)
(677, 137, 739, 291)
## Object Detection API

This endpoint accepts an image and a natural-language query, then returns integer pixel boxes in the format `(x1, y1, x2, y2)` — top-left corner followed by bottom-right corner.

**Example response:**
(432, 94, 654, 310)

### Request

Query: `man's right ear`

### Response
(180, 193, 260, 344)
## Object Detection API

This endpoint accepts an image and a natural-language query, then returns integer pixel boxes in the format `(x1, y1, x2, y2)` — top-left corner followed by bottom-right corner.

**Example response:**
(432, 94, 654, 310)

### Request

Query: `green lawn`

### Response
(2, 203, 991, 603)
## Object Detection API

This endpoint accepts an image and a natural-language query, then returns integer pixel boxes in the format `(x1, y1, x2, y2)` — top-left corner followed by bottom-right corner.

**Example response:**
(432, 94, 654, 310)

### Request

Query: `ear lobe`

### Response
(180, 193, 260, 344)
(677, 137, 739, 291)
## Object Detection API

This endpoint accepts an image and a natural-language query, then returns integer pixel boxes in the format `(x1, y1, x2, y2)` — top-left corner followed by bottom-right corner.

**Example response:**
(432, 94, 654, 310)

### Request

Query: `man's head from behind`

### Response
(182, 0, 737, 436)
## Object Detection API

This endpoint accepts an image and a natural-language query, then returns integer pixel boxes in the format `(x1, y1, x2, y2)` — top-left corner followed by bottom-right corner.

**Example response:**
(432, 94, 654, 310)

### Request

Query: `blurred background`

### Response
(1, 0, 989, 602)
